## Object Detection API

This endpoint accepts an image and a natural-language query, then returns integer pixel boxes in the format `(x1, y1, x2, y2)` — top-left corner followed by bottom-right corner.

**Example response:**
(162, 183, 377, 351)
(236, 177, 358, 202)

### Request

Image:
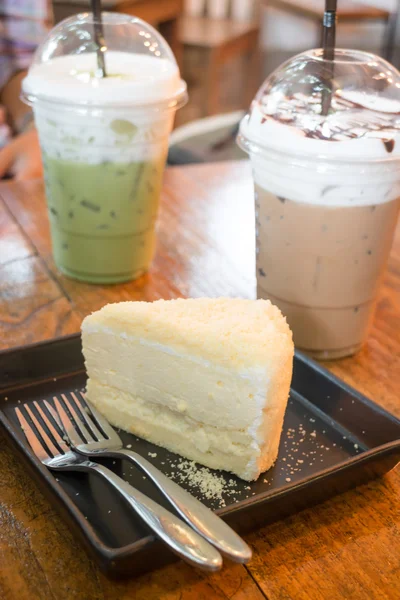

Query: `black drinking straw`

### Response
(321, 0, 337, 115)
(91, 0, 107, 77)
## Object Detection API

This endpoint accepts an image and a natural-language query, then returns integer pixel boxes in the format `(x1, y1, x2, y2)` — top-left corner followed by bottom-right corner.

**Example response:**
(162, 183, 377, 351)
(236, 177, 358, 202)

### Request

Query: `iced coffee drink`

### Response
(239, 50, 400, 358)
(23, 14, 187, 283)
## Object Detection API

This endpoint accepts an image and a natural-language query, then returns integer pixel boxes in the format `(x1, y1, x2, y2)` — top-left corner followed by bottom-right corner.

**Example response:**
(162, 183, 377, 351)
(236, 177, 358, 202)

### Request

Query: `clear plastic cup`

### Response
(22, 13, 187, 284)
(238, 49, 400, 359)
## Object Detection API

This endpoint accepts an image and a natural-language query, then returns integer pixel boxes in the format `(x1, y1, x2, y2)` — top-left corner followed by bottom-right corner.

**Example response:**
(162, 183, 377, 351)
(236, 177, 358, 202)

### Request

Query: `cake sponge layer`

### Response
(86, 380, 285, 480)
(82, 298, 294, 480)
(83, 330, 273, 435)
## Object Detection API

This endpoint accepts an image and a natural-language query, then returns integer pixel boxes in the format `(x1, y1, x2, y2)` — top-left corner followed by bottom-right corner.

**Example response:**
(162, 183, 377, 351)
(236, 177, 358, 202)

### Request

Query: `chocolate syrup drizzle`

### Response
(259, 92, 400, 152)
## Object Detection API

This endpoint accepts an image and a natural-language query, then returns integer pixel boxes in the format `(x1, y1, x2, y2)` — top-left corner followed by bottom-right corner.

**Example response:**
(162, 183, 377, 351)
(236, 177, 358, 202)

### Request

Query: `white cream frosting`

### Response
(240, 92, 400, 207)
(27, 53, 181, 164)
(23, 51, 186, 106)
(241, 97, 400, 161)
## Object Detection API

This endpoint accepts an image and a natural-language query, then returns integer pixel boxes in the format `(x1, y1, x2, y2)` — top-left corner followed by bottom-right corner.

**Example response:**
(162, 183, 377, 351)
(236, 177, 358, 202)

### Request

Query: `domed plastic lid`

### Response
(239, 49, 400, 160)
(22, 12, 187, 108)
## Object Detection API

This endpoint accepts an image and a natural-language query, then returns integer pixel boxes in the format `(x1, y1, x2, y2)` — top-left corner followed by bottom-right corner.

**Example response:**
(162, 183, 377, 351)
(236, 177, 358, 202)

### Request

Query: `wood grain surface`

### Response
(0, 161, 399, 600)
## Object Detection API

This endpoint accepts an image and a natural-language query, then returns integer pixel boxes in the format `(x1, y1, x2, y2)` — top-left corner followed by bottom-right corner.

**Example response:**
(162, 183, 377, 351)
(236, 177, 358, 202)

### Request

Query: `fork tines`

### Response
(49, 392, 109, 447)
(71, 391, 110, 439)
(15, 401, 69, 460)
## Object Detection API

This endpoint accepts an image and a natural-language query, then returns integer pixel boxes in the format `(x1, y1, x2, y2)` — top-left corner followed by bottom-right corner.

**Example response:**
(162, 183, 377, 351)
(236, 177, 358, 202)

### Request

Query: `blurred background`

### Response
(1, 0, 399, 159)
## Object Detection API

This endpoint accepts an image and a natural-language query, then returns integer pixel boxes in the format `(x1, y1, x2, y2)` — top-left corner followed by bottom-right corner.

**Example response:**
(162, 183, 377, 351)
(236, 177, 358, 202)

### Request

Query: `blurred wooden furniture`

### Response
(1, 161, 400, 599)
(180, 16, 260, 115)
(264, 0, 397, 61)
(52, 0, 184, 64)
(0, 1, 52, 89)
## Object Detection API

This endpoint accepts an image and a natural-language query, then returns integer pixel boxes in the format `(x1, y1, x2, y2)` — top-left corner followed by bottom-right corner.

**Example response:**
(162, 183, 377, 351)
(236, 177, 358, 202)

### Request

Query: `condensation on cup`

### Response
(238, 49, 400, 359)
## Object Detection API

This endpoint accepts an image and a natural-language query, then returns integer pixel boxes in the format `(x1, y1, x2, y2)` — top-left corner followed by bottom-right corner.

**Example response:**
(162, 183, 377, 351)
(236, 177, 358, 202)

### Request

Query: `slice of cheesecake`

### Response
(81, 298, 294, 481)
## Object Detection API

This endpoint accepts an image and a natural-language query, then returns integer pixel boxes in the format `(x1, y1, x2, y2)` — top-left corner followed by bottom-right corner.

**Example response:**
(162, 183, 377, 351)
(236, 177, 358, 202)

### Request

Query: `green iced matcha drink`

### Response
(22, 13, 187, 283)
(43, 154, 166, 283)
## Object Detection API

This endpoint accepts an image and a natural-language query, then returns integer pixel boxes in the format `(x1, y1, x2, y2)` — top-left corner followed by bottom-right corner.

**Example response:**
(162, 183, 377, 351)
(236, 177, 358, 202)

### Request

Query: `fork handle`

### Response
(88, 462, 222, 571)
(111, 449, 252, 563)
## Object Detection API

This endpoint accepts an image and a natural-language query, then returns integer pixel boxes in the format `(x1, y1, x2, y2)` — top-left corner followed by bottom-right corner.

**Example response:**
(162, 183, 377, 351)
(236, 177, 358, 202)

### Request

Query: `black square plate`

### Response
(1, 334, 400, 578)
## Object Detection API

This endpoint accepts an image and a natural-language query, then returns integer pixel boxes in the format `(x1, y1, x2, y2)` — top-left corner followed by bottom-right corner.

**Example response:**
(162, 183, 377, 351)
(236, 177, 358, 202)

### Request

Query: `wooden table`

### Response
(1, 161, 400, 599)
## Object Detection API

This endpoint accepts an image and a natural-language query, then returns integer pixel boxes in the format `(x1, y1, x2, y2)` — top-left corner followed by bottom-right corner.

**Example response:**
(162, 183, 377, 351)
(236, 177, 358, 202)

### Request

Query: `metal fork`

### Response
(15, 401, 222, 572)
(48, 392, 252, 563)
